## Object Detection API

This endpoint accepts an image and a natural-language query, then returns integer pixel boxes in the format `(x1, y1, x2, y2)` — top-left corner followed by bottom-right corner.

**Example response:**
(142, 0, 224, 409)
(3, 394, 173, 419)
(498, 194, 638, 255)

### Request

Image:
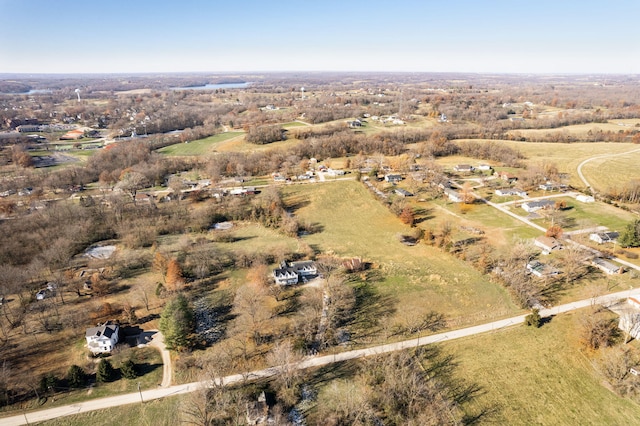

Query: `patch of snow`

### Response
(212, 221, 233, 230)
(84, 245, 116, 259)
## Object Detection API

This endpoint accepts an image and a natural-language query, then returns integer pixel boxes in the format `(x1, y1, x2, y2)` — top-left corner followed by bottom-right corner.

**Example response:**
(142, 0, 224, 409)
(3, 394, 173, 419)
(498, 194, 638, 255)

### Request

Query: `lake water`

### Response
(170, 82, 251, 90)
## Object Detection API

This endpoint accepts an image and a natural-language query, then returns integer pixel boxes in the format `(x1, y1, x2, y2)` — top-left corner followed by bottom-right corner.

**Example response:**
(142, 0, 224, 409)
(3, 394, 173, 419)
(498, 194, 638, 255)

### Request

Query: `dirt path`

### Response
(576, 147, 640, 192)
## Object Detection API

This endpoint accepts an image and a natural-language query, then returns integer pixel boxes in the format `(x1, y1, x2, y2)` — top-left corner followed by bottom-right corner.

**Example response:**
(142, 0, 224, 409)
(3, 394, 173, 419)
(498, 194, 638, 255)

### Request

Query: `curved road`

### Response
(148, 331, 172, 388)
(576, 147, 640, 191)
(4, 286, 640, 426)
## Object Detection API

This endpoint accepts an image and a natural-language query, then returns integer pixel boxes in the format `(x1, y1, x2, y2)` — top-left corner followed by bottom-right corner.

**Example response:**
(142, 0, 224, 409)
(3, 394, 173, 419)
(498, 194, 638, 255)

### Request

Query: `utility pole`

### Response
(138, 382, 143, 403)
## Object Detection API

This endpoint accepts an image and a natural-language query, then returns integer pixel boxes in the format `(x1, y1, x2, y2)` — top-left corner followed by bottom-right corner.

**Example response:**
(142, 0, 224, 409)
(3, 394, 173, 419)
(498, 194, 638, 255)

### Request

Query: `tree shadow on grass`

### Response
(349, 282, 398, 341)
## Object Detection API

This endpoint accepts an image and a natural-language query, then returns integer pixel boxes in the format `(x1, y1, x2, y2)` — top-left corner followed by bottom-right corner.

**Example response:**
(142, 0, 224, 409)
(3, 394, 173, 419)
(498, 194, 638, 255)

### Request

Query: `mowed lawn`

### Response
(284, 181, 520, 335)
(157, 131, 243, 155)
(444, 311, 640, 425)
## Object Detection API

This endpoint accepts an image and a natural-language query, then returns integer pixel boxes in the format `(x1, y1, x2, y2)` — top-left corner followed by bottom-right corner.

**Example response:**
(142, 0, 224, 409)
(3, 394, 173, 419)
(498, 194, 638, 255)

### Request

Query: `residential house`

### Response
(477, 164, 492, 171)
(272, 267, 298, 285)
(395, 188, 413, 197)
(592, 257, 623, 275)
(85, 320, 119, 354)
(534, 236, 562, 252)
(444, 188, 463, 203)
(289, 260, 317, 277)
(576, 194, 595, 203)
(495, 188, 527, 197)
(384, 174, 402, 183)
(454, 164, 474, 173)
(273, 260, 317, 285)
(526, 260, 561, 278)
(522, 199, 556, 213)
(495, 171, 518, 183)
(347, 119, 362, 128)
(618, 298, 640, 340)
(589, 231, 619, 244)
(539, 182, 568, 192)
(326, 168, 346, 176)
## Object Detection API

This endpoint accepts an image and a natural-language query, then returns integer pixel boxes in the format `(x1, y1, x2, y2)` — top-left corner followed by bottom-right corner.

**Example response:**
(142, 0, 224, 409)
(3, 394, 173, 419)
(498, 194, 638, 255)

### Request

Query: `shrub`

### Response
(525, 309, 542, 328)
(39, 373, 58, 393)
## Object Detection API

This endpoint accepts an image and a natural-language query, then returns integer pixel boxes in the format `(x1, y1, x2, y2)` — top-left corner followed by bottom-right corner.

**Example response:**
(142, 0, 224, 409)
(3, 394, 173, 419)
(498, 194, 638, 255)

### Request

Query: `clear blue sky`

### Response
(1, 0, 638, 74)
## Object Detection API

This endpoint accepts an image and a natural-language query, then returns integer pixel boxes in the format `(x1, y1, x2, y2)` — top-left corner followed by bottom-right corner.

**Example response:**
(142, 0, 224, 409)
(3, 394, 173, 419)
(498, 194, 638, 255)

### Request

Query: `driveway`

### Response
(146, 330, 172, 388)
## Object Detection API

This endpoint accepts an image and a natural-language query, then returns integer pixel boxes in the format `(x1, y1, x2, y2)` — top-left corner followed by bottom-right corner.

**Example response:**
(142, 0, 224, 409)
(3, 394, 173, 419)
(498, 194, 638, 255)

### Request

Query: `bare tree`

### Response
(267, 340, 303, 406)
(115, 171, 148, 202)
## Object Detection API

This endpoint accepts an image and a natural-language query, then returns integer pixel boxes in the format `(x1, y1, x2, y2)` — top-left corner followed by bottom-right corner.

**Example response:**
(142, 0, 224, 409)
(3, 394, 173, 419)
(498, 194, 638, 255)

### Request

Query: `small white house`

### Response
(576, 194, 595, 203)
(86, 321, 119, 354)
(453, 164, 474, 173)
(444, 188, 463, 203)
(589, 231, 619, 244)
(592, 257, 623, 275)
(618, 298, 640, 340)
(534, 236, 562, 252)
(522, 199, 556, 213)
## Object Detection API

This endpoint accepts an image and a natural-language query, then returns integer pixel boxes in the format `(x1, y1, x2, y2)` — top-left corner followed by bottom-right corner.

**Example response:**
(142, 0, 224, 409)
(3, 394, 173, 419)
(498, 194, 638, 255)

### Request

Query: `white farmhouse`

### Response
(85, 321, 119, 354)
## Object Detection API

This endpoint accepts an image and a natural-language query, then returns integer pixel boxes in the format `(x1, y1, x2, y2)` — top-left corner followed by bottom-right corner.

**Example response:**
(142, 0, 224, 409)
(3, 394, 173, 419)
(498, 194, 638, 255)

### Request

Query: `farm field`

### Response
(580, 150, 640, 193)
(284, 180, 521, 339)
(457, 140, 637, 189)
(443, 311, 640, 425)
(157, 132, 243, 155)
(508, 120, 640, 138)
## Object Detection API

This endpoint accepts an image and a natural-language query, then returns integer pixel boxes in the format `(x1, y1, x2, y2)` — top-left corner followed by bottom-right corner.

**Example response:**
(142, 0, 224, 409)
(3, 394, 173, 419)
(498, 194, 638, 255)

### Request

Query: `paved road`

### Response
(576, 147, 640, 191)
(5, 287, 640, 426)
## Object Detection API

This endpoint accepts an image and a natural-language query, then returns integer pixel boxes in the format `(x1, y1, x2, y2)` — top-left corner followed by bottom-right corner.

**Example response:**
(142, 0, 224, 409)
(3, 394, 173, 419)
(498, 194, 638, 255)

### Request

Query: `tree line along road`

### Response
(3, 286, 640, 426)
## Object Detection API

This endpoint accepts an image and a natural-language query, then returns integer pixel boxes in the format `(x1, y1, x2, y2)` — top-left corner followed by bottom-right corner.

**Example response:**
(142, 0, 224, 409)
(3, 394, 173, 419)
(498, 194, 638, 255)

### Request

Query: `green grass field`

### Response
(443, 310, 640, 425)
(157, 132, 243, 155)
(283, 180, 521, 339)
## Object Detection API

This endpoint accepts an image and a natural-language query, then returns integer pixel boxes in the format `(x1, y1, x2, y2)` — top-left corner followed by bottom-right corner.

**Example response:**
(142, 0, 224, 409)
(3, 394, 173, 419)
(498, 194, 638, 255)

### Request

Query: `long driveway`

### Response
(4, 286, 640, 426)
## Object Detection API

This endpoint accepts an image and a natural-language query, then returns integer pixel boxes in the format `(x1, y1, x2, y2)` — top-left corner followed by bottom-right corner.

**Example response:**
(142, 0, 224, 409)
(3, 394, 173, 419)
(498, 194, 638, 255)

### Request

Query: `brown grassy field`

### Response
(443, 310, 640, 425)
(283, 180, 521, 341)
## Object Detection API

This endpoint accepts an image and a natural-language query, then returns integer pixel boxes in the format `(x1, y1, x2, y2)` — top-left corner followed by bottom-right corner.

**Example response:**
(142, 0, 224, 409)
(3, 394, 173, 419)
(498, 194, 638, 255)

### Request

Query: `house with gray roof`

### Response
(85, 321, 119, 354)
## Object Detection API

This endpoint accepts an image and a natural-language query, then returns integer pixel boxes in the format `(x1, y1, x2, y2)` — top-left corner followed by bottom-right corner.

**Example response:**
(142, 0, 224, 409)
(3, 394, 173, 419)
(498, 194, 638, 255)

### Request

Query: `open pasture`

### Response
(283, 180, 520, 341)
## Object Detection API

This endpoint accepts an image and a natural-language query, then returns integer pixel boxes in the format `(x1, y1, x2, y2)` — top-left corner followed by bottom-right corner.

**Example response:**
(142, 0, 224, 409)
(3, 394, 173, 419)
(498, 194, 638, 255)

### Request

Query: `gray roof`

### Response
(86, 321, 118, 338)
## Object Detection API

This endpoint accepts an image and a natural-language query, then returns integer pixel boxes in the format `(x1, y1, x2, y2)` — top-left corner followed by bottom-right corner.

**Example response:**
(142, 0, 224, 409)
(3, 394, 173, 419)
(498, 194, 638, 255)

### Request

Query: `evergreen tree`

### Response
(120, 359, 138, 379)
(618, 219, 640, 248)
(96, 359, 116, 383)
(159, 293, 195, 351)
(66, 365, 87, 388)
